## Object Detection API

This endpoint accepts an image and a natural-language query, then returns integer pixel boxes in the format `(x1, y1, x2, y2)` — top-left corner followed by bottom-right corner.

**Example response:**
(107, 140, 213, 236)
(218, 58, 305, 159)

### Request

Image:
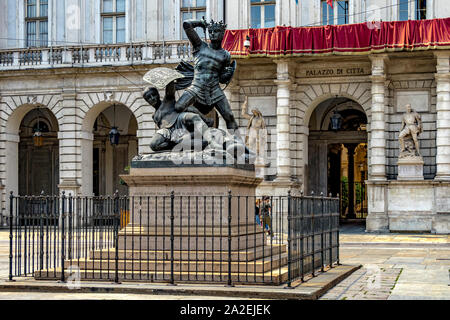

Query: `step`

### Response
(87, 244, 286, 261)
(63, 253, 289, 274)
(117, 233, 267, 251)
(34, 268, 289, 285)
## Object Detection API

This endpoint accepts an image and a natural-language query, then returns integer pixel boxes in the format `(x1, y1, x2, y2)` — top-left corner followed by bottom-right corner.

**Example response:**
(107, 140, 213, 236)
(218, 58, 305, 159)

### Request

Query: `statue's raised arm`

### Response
(183, 18, 207, 49)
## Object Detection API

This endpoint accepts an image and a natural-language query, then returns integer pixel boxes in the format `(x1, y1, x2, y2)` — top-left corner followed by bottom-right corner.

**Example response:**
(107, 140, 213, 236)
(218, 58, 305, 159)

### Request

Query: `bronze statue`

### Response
(174, 19, 239, 132)
(143, 81, 214, 152)
(399, 104, 422, 158)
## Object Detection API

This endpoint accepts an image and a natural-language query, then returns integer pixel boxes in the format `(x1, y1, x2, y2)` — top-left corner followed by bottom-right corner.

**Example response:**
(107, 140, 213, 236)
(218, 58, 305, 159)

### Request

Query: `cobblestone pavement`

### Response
(0, 291, 250, 300)
(0, 225, 449, 300)
(320, 223, 450, 300)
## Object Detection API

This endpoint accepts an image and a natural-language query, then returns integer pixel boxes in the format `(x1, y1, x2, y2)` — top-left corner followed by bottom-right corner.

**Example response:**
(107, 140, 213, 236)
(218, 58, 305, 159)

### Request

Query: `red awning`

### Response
(222, 18, 450, 58)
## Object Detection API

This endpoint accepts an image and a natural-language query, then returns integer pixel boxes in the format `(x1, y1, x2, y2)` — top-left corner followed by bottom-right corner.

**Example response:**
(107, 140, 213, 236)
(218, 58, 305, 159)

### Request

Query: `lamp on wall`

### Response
(330, 96, 343, 131)
(244, 35, 251, 48)
(109, 104, 120, 146)
(33, 107, 44, 147)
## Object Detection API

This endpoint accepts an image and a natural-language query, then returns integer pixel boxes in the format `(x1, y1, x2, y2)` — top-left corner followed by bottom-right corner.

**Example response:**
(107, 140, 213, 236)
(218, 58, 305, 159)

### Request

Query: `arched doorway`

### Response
(307, 97, 368, 220)
(18, 107, 59, 196)
(91, 104, 138, 196)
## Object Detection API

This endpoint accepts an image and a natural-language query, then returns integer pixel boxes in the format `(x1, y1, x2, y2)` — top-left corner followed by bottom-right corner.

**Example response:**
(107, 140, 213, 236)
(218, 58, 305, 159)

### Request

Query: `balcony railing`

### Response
(0, 41, 194, 70)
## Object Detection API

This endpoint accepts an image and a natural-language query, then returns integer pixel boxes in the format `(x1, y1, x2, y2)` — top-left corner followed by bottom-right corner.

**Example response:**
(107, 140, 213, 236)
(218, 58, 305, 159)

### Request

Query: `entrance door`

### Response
(307, 97, 368, 221)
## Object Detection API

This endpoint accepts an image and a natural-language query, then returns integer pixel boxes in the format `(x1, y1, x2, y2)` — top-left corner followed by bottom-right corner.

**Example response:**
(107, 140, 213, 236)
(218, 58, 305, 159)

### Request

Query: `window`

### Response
(25, 0, 48, 47)
(337, 1, 349, 25)
(415, 0, 426, 20)
(251, 0, 276, 29)
(101, 0, 126, 44)
(399, 0, 409, 21)
(322, 1, 348, 25)
(322, 1, 334, 25)
(181, 0, 206, 39)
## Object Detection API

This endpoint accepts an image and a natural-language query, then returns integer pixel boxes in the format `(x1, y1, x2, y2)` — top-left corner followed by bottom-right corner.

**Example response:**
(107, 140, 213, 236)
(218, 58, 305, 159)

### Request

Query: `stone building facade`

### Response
(0, 0, 449, 233)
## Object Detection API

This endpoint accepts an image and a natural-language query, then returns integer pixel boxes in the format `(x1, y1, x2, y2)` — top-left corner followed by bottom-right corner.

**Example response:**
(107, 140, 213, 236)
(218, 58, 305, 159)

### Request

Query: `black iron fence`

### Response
(340, 181, 368, 219)
(9, 191, 339, 286)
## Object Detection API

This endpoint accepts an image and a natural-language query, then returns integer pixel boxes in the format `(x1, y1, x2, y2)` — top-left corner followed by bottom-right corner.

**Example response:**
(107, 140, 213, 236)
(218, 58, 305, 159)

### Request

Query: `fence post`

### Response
(311, 191, 315, 277)
(60, 191, 66, 282)
(286, 190, 292, 288)
(336, 194, 340, 266)
(9, 192, 14, 281)
(114, 190, 120, 284)
(170, 191, 176, 285)
(320, 192, 325, 272)
(227, 190, 233, 287)
(68, 193, 73, 261)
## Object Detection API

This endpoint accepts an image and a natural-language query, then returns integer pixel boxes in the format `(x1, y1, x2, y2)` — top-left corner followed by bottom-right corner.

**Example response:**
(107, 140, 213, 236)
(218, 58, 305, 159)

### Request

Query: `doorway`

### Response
(18, 108, 59, 196)
(91, 104, 138, 196)
(307, 97, 368, 221)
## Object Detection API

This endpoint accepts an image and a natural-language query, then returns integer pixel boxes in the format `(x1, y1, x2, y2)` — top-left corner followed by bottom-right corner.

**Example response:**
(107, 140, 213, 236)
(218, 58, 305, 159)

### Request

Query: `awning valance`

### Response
(222, 18, 450, 58)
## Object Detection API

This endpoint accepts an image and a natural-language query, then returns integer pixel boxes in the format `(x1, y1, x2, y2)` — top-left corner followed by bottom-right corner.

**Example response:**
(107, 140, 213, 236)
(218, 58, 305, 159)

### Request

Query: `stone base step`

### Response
(117, 233, 267, 251)
(34, 268, 289, 285)
(87, 244, 286, 261)
(63, 252, 288, 273)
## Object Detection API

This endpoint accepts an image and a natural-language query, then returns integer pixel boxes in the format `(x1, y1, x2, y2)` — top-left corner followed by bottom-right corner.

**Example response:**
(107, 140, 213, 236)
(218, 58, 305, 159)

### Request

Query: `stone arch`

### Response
(1, 100, 61, 201)
(2, 94, 62, 134)
(319, 101, 366, 131)
(78, 91, 146, 196)
(297, 82, 372, 128)
(79, 91, 147, 132)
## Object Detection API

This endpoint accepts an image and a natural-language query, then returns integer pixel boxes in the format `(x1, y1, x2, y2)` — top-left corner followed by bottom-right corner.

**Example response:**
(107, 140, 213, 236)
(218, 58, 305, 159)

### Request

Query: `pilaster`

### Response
(368, 54, 389, 181)
(434, 51, 450, 180)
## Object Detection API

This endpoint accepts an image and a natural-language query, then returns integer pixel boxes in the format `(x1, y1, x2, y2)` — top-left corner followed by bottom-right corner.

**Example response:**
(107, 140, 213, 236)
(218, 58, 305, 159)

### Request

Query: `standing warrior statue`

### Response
(175, 18, 239, 133)
(399, 104, 422, 157)
(241, 97, 267, 157)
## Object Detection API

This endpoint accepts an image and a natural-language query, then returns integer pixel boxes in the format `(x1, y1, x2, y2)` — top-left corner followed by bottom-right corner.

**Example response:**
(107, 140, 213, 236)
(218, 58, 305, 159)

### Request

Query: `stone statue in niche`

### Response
(241, 97, 267, 164)
(398, 104, 422, 159)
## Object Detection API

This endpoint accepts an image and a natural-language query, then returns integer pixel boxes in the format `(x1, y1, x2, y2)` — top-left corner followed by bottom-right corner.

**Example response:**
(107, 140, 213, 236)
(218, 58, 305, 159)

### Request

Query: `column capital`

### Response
(368, 53, 390, 63)
(435, 51, 450, 74)
(274, 79, 291, 86)
(433, 50, 450, 59)
(369, 54, 389, 76)
(370, 74, 387, 83)
(274, 59, 293, 81)
(273, 58, 290, 65)
(434, 73, 450, 82)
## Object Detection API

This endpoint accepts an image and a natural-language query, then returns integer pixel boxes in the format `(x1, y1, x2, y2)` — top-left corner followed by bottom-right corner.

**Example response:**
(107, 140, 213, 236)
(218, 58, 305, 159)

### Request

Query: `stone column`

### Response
(2, 133, 20, 223)
(434, 52, 450, 180)
(79, 131, 94, 196)
(369, 55, 388, 181)
(58, 92, 81, 196)
(366, 55, 389, 232)
(274, 59, 291, 183)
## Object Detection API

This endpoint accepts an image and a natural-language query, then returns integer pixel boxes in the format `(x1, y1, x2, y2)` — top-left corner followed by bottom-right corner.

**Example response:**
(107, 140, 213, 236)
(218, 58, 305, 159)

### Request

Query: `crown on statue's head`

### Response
(206, 19, 227, 33)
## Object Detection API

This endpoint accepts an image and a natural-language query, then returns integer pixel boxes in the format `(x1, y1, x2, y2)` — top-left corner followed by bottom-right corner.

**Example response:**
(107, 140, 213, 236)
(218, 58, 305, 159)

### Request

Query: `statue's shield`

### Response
(143, 67, 184, 90)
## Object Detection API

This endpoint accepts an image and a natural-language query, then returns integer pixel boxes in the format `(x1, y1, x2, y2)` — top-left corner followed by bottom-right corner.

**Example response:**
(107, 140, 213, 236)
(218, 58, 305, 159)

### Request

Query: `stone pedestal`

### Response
(48, 160, 288, 284)
(366, 180, 450, 234)
(397, 157, 424, 180)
